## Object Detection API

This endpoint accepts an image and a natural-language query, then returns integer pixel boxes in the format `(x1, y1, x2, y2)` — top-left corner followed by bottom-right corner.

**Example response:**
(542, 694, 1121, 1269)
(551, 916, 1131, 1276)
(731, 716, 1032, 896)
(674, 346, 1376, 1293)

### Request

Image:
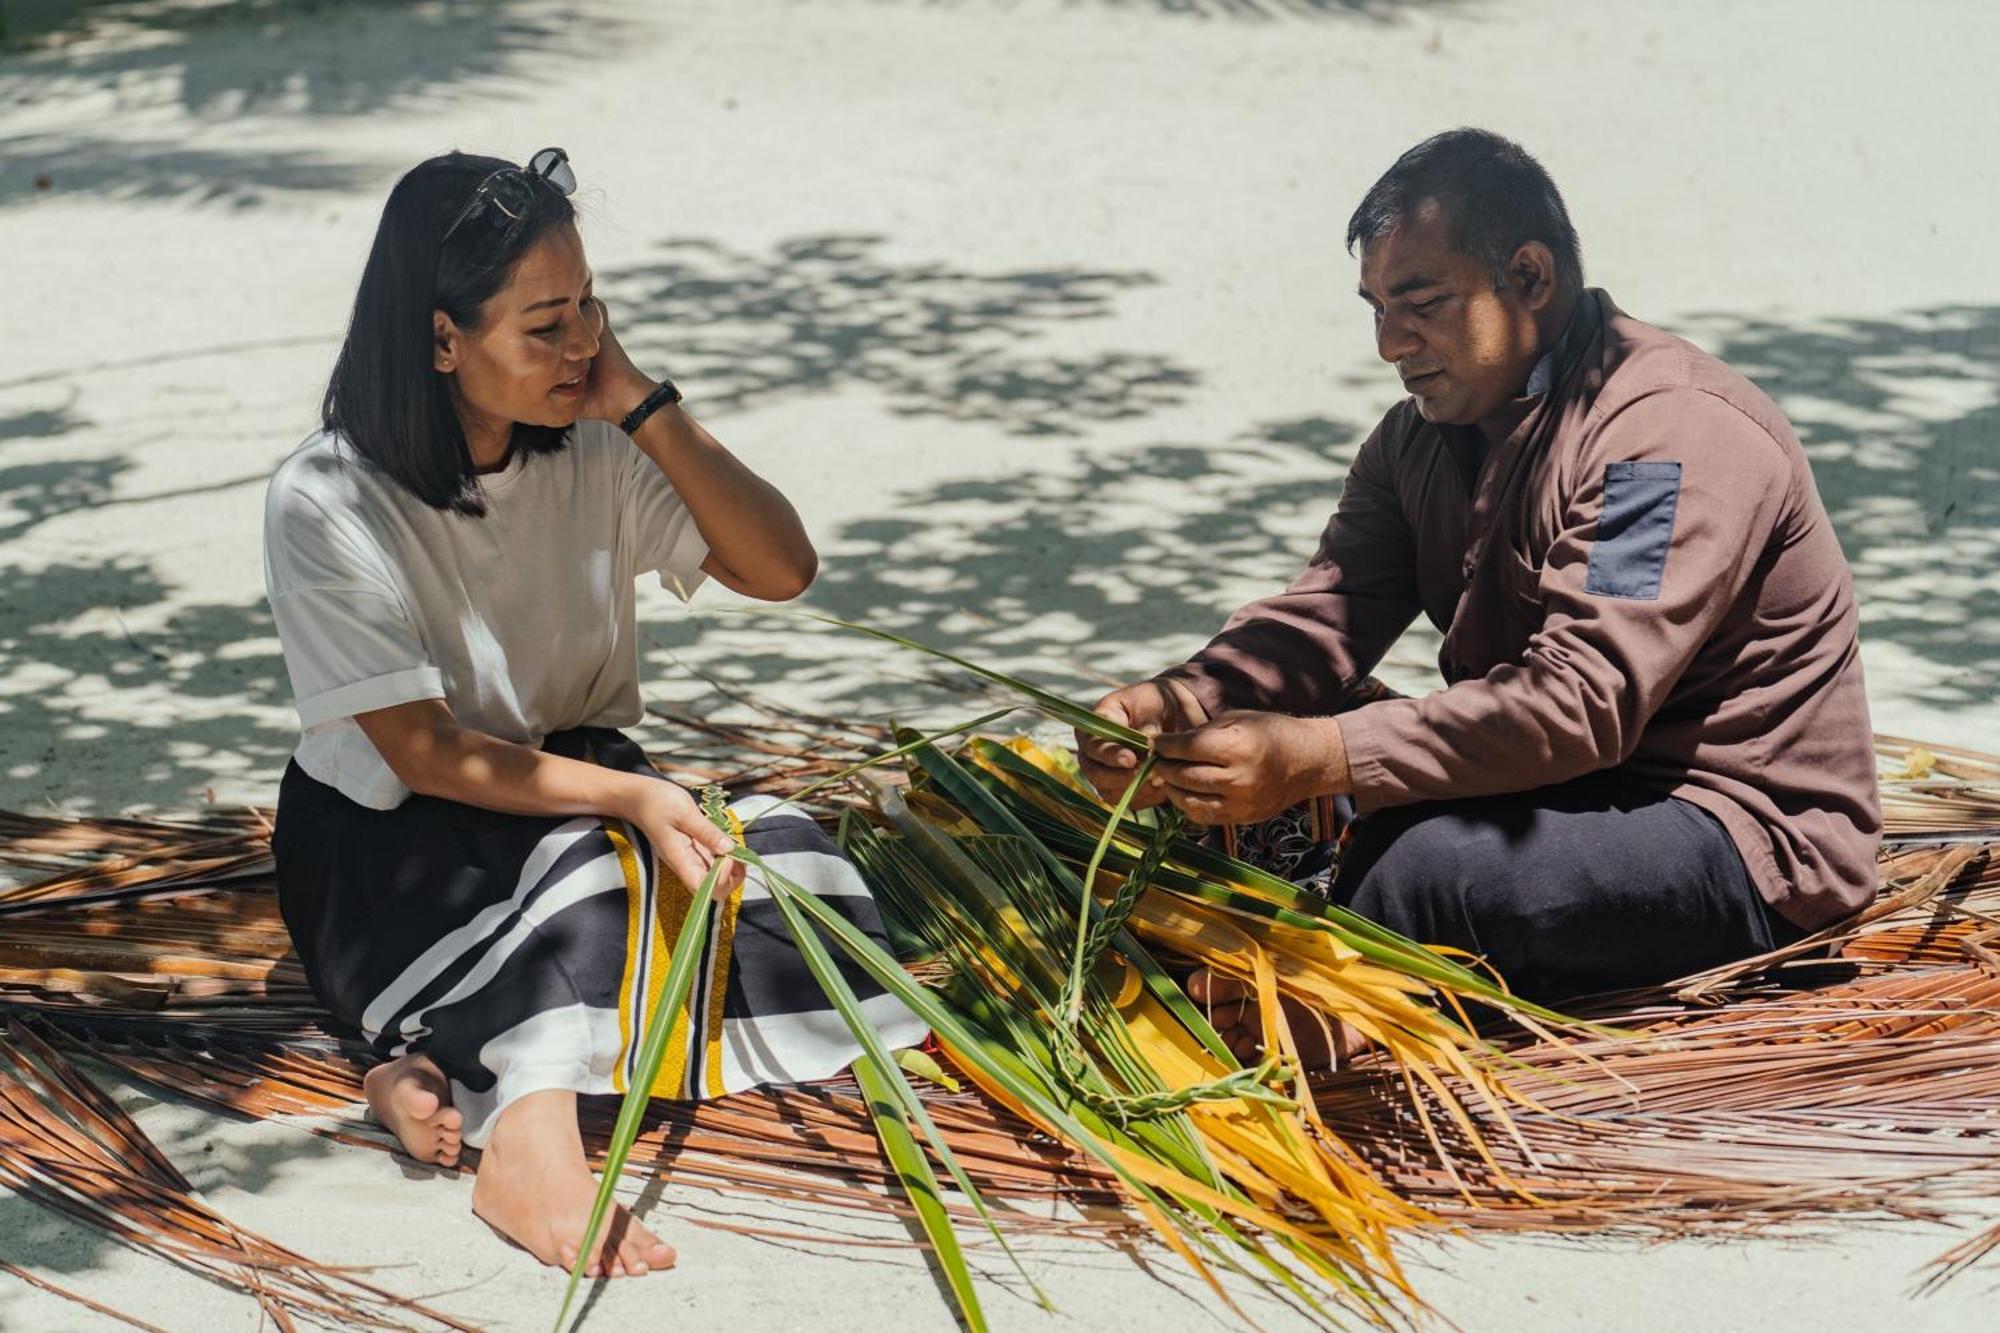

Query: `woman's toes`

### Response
(634, 1226, 674, 1271)
(619, 1236, 654, 1276)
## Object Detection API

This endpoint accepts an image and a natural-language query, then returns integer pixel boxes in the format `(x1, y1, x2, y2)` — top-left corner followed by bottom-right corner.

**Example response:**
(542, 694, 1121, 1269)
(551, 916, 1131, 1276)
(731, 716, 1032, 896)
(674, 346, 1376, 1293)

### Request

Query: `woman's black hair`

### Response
(322, 152, 578, 516)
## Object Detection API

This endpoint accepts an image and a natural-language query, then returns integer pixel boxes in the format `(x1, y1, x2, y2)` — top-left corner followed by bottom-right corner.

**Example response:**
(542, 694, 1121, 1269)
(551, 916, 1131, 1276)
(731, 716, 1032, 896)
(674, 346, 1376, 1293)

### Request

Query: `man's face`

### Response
(1357, 201, 1543, 426)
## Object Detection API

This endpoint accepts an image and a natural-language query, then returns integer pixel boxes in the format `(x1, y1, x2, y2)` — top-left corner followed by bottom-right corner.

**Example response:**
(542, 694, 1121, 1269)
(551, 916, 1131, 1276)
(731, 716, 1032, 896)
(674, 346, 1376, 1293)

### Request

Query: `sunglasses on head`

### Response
(440, 147, 576, 249)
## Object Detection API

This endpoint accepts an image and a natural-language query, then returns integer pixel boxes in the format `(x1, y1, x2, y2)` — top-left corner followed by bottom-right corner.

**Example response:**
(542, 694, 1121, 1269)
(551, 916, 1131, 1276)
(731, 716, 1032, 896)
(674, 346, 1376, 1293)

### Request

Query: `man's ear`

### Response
(433, 310, 461, 374)
(1508, 242, 1559, 312)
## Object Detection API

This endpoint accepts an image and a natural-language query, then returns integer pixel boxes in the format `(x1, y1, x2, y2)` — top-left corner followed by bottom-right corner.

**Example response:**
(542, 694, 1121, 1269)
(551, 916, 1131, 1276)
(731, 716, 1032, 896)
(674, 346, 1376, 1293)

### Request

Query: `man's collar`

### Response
(1517, 293, 1591, 402)
(1522, 346, 1558, 399)
(1467, 293, 1598, 448)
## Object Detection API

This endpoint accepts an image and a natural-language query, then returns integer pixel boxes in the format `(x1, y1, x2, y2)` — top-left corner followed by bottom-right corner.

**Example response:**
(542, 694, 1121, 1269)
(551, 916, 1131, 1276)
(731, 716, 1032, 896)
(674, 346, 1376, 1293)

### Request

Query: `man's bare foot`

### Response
(471, 1088, 676, 1279)
(363, 1053, 463, 1167)
(1186, 970, 1369, 1071)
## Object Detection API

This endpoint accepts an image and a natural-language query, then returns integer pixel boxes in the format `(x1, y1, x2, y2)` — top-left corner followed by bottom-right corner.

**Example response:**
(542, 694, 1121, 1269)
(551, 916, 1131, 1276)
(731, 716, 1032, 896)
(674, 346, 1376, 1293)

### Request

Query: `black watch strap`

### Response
(618, 377, 683, 436)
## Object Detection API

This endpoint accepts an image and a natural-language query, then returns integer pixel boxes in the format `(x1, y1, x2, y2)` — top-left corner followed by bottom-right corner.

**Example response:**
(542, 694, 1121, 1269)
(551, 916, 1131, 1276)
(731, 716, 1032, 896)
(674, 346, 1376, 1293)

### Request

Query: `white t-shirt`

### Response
(262, 420, 709, 809)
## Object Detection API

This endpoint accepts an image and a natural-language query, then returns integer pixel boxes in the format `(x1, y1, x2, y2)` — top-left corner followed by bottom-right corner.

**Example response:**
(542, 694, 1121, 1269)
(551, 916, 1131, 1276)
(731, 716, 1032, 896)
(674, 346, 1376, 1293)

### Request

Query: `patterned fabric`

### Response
(272, 728, 924, 1148)
(605, 795, 926, 1104)
(1211, 794, 1346, 889)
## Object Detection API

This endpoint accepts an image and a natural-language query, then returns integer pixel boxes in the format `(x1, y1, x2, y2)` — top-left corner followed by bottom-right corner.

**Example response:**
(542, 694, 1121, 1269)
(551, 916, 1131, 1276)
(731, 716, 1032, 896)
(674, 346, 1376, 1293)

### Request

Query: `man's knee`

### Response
(1335, 809, 1490, 949)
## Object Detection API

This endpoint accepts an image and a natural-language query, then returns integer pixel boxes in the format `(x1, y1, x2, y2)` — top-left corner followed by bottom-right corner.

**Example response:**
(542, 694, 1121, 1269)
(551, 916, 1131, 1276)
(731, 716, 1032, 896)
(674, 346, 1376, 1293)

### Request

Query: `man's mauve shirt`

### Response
(1167, 291, 1881, 930)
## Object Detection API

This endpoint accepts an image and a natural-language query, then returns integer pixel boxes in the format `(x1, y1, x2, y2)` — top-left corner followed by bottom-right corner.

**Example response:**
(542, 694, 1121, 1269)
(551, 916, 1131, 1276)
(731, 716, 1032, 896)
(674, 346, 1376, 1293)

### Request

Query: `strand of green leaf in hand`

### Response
(1049, 755, 1294, 1124)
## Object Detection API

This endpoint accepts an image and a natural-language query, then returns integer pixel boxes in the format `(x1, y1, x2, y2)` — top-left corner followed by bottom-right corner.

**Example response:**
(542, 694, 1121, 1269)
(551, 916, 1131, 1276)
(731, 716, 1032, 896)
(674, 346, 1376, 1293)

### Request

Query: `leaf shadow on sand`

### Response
(0, 0, 627, 208)
(643, 304, 2000, 739)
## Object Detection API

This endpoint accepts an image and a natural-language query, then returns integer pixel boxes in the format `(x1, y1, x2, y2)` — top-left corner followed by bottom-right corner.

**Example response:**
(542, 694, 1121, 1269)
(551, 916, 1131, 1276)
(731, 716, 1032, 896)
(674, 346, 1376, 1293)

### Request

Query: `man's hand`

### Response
(1154, 711, 1352, 826)
(1077, 678, 1209, 808)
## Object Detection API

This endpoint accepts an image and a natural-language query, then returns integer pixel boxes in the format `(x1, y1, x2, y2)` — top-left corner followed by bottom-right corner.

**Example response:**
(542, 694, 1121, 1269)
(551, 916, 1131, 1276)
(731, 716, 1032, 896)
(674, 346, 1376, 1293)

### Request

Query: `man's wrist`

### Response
(1315, 715, 1354, 797)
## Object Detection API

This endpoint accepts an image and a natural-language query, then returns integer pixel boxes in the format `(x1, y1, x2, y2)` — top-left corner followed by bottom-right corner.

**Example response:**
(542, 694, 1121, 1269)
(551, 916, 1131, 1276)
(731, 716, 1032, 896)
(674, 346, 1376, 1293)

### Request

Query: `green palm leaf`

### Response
(553, 855, 725, 1333)
(727, 848, 1321, 1317)
(745, 845, 1049, 1315)
(789, 612, 1150, 750)
(852, 1052, 984, 1331)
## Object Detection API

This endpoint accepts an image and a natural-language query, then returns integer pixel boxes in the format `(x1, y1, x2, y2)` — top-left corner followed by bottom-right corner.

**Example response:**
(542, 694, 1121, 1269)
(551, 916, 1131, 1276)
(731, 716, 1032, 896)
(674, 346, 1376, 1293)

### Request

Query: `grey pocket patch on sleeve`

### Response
(1585, 461, 1682, 600)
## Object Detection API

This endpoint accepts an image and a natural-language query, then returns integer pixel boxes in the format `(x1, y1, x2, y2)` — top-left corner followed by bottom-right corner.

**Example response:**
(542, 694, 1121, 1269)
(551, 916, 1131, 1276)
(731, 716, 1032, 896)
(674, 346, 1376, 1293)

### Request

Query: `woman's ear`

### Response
(433, 310, 460, 373)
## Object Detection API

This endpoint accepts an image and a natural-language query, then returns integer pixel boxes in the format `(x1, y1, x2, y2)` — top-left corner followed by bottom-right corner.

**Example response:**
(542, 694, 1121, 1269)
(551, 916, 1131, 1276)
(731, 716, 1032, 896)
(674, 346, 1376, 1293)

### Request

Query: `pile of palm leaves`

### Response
(3, 649, 1999, 1329)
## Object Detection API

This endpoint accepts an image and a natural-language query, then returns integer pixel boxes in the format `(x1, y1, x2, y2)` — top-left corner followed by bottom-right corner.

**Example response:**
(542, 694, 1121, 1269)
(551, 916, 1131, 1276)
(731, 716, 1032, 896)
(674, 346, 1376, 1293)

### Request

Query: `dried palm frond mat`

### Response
(2, 709, 1997, 1331)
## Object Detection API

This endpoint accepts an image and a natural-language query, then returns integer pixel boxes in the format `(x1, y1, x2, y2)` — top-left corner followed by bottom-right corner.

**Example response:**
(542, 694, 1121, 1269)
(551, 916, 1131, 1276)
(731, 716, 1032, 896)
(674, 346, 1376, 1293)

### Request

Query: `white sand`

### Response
(2, 0, 1997, 1327)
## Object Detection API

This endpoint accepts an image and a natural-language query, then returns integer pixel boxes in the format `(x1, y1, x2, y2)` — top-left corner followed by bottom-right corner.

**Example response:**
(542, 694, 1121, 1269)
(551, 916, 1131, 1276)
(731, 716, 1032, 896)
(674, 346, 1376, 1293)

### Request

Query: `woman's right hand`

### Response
(624, 777, 745, 894)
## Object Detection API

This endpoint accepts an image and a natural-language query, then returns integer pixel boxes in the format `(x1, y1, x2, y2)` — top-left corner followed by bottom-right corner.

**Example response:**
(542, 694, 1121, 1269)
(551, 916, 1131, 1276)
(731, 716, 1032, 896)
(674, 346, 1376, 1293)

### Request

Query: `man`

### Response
(1079, 130, 1880, 1036)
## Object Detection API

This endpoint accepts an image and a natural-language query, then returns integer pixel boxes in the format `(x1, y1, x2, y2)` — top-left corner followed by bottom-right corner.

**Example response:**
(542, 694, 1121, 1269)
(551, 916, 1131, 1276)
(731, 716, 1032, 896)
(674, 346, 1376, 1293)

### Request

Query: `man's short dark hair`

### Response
(1346, 129, 1583, 294)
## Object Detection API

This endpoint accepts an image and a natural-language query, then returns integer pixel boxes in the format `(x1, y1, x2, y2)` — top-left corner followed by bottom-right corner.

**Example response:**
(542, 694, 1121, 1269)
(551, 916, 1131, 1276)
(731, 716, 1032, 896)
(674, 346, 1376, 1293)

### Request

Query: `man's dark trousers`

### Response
(1331, 771, 1803, 1002)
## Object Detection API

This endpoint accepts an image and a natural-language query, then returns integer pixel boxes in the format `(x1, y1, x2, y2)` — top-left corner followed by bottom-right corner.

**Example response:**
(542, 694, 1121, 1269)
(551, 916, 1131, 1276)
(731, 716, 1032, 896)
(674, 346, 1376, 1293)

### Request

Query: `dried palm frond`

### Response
(1877, 735, 2000, 838)
(0, 1016, 474, 1331)
(1318, 966, 2000, 1230)
(7, 699, 2000, 1328)
(641, 705, 891, 811)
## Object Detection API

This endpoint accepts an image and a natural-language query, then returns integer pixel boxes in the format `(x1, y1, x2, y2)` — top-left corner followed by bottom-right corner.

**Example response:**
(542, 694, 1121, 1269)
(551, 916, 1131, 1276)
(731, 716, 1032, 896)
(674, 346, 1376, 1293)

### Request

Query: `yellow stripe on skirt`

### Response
(606, 811, 745, 1098)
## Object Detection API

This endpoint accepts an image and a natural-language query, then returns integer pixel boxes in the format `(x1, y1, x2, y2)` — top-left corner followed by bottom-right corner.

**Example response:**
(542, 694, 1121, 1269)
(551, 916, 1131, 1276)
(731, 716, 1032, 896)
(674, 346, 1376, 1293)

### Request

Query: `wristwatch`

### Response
(618, 377, 683, 437)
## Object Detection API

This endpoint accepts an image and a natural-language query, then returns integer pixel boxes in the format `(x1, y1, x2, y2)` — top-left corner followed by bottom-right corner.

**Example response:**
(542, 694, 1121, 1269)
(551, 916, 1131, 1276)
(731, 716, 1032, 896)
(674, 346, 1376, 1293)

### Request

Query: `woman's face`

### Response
(434, 221, 603, 436)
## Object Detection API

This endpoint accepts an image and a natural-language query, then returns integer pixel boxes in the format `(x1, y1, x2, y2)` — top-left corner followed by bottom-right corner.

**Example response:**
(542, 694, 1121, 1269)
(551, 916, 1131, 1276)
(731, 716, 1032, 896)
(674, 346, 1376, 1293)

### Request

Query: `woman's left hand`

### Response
(579, 298, 657, 426)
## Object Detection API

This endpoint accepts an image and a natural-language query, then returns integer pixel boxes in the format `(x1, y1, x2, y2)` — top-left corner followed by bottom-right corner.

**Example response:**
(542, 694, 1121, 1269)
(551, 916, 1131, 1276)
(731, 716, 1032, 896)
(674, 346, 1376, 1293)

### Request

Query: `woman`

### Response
(264, 149, 923, 1279)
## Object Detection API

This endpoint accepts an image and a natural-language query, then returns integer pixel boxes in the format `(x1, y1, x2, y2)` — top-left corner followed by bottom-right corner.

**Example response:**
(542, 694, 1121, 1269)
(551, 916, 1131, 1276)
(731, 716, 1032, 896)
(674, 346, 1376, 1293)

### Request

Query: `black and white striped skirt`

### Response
(272, 727, 925, 1147)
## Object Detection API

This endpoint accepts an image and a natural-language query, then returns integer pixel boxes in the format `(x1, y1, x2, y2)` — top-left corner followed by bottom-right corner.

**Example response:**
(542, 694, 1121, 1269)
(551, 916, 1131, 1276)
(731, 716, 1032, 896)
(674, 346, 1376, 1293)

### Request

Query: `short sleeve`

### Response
(269, 588, 445, 728)
(263, 461, 444, 729)
(619, 444, 709, 601)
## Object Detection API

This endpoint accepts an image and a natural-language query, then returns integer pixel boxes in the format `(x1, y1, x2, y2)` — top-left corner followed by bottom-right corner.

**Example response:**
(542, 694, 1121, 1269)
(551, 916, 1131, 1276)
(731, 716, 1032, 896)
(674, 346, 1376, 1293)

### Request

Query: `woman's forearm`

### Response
(419, 727, 646, 817)
(354, 700, 738, 892)
(360, 702, 652, 823)
(627, 402, 818, 600)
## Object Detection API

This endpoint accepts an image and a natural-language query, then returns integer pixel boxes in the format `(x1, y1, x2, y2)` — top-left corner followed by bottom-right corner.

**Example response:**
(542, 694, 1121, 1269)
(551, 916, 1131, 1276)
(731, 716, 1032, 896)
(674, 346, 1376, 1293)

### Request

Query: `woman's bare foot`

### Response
(1186, 969, 1368, 1071)
(471, 1088, 676, 1279)
(363, 1053, 463, 1167)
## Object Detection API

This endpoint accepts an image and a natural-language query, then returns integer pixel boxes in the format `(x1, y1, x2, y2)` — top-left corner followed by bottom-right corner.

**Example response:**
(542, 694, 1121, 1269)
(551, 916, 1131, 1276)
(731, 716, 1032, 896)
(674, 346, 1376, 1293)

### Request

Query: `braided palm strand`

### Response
(1050, 793, 1294, 1123)
(1083, 806, 1185, 964)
